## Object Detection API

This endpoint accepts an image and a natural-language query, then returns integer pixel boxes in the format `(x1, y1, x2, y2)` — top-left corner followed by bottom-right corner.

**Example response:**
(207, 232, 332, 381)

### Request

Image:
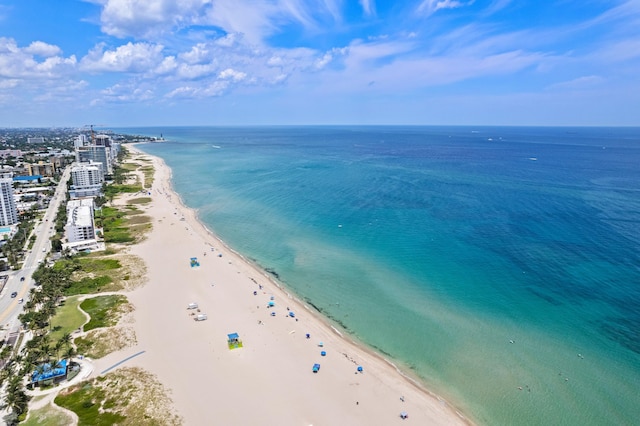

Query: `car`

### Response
(11, 291, 18, 298)
(20, 277, 25, 281)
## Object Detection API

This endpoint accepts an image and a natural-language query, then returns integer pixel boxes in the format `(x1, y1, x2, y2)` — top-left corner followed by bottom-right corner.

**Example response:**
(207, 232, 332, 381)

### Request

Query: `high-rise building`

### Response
(70, 162, 104, 198)
(77, 145, 111, 176)
(0, 173, 18, 226)
(75, 134, 88, 149)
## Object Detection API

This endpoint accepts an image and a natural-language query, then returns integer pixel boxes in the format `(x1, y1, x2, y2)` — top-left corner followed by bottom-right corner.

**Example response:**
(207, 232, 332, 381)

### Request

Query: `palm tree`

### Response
(5, 376, 30, 417)
(64, 346, 76, 361)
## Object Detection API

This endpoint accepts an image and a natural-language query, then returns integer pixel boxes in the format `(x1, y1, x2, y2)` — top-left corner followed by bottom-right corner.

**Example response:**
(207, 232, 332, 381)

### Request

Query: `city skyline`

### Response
(1, 0, 639, 127)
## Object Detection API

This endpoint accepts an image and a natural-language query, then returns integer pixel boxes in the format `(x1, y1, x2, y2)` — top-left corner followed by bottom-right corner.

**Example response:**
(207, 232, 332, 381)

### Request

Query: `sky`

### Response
(0, 0, 639, 127)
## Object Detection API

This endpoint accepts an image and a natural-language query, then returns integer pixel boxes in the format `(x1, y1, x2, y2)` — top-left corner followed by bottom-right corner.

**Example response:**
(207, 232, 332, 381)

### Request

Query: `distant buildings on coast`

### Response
(0, 127, 126, 259)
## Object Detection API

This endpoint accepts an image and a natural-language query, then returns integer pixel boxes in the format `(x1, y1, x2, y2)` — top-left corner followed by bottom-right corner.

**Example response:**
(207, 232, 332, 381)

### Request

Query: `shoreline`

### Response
(110, 143, 473, 425)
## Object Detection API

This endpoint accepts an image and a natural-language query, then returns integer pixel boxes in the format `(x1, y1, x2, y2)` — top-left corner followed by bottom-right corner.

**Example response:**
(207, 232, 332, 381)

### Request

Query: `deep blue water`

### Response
(124, 126, 640, 425)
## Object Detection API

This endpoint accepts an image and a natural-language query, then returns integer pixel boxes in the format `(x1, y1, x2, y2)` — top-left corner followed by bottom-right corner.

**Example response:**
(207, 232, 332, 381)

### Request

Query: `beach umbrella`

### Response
(289, 311, 295, 318)
(318, 342, 324, 347)
(321, 351, 326, 356)
(357, 366, 363, 372)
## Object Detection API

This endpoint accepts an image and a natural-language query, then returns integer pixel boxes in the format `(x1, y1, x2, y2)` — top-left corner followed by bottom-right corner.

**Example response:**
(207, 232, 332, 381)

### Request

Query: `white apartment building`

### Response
(71, 162, 104, 186)
(0, 173, 18, 226)
(70, 162, 104, 198)
(65, 198, 96, 243)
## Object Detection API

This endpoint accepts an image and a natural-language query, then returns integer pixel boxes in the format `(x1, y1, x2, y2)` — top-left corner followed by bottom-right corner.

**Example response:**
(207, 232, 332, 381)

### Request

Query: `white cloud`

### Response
(0, 79, 19, 89)
(100, 82, 154, 102)
(417, 0, 475, 16)
(218, 68, 246, 81)
(98, 0, 209, 38)
(547, 75, 605, 91)
(176, 62, 218, 79)
(165, 80, 229, 99)
(153, 56, 178, 75)
(359, 0, 376, 16)
(80, 42, 165, 72)
(0, 37, 76, 79)
(24, 41, 62, 57)
(95, 0, 346, 47)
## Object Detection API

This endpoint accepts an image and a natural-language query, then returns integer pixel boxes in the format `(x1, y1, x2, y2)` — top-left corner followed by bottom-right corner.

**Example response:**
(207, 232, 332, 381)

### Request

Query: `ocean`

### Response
(124, 126, 640, 425)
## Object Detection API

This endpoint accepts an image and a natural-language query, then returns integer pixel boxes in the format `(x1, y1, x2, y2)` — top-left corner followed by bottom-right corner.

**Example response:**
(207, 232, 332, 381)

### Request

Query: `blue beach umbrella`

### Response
(321, 351, 326, 356)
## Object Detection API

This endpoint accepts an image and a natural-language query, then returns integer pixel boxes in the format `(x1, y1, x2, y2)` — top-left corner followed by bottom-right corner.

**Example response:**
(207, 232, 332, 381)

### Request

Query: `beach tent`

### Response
(268, 301, 275, 307)
(190, 257, 200, 267)
(313, 363, 321, 373)
(227, 332, 243, 349)
(288, 311, 295, 318)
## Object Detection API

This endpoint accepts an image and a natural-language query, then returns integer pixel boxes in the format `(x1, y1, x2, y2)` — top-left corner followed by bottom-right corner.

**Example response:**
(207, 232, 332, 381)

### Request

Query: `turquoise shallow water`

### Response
(127, 126, 640, 425)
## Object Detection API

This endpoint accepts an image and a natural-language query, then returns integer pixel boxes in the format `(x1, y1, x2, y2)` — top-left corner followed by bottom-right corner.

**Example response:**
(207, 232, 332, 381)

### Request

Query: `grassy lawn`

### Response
(80, 295, 129, 331)
(48, 296, 85, 342)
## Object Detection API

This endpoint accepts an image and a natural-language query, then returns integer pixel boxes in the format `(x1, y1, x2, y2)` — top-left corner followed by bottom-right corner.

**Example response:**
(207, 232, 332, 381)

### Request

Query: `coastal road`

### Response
(0, 167, 70, 340)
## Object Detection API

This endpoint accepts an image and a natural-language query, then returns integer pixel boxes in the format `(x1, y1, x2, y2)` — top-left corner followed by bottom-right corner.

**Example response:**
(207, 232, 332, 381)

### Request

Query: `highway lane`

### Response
(0, 167, 70, 339)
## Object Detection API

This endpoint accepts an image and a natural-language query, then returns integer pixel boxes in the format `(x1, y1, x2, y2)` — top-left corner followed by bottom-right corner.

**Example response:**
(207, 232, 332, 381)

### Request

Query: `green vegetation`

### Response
(96, 206, 134, 243)
(55, 381, 126, 426)
(80, 295, 128, 331)
(127, 197, 151, 205)
(48, 296, 85, 342)
(140, 166, 154, 188)
(21, 403, 73, 426)
(104, 184, 142, 198)
(65, 276, 114, 296)
(119, 163, 139, 171)
(74, 327, 135, 359)
(55, 368, 181, 426)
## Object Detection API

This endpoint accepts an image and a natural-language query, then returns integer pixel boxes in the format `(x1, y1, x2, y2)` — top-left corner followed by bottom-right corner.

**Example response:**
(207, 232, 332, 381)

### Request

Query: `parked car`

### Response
(20, 276, 25, 281)
(11, 291, 18, 298)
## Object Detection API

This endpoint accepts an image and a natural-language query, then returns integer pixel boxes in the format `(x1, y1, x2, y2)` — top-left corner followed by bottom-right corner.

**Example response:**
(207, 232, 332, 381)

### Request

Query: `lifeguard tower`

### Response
(227, 332, 243, 349)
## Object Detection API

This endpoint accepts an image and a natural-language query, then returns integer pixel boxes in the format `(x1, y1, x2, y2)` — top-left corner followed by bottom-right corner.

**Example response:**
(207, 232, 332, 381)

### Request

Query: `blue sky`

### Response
(0, 0, 639, 126)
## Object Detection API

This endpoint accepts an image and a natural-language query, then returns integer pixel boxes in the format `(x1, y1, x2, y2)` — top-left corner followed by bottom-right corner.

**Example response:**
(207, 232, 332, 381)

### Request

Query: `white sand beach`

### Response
(91, 145, 471, 425)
